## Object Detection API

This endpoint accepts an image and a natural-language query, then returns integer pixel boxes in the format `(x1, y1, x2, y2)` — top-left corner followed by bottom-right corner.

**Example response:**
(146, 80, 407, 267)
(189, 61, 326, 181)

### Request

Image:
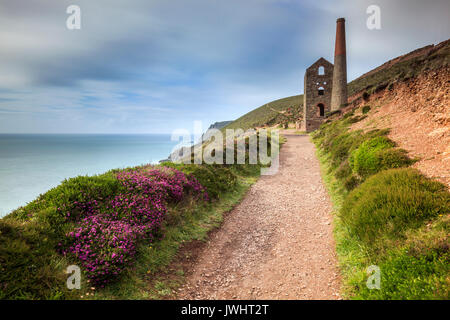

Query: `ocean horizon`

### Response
(0, 133, 179, 217)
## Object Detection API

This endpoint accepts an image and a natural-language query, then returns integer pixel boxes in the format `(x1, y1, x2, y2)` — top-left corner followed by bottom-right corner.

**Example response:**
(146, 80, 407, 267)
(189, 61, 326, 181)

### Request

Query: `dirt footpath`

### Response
(176, 134, 341, 299)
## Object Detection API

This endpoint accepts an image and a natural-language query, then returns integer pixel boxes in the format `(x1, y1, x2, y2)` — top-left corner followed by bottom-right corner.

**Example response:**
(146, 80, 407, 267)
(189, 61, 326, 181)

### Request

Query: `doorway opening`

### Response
(317, 103, 325, 117)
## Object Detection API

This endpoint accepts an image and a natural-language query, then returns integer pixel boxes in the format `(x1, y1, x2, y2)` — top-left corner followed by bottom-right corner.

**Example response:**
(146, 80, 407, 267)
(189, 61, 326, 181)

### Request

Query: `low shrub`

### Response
(340, 168, 450, 247)
(374, 83, 389, 94)
(343, 111, 355, 119)
(349, 136, 395, 178)
(1, 129, 269, 298)
(162, 163, 237, 199)
(362, 91, 371, 101)
(362, 105, 371, 114)
(377, 148, 415, 170)
(58, 167, 208, 287)
(10, 173, 125, 223)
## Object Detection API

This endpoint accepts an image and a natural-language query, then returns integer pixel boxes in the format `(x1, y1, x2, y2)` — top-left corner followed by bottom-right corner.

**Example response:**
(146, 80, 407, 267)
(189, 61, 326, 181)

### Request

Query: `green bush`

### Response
(377, 148, 415, 170)
(0, 158, 258, 299)
(362, 91, 370, 101)
(349, 136, 395, 178)
(162, 163, 237, 199)
(10, 173, 124, 222)
(374, 83, 389, 93)
(340, 168, 450, 246)
(362, 105, 371, 114)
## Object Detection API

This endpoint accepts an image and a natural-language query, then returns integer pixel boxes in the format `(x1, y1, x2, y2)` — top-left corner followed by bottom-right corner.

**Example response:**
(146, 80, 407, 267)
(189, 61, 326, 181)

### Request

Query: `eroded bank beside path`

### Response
(176, 134, 341, 299)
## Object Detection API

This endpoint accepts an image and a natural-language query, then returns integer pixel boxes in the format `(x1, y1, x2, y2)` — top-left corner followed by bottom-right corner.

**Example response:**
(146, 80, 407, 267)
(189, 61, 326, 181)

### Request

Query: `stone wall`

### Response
(303, 58, 333, 132)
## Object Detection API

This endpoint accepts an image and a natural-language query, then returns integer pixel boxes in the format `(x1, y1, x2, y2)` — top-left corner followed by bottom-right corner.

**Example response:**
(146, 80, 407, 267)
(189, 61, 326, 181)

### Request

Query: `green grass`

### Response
(312, 115, 450, 300)
(0, 218, 78, 299)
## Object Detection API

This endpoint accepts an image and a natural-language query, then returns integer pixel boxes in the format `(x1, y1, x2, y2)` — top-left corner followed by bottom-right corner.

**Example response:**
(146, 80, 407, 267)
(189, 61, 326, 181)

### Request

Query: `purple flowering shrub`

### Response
(117, 166, 209, 202)
(59, 166, 208, 286)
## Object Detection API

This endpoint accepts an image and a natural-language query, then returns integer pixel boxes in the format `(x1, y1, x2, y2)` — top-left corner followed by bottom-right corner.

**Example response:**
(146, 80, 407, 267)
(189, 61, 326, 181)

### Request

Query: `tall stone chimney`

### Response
(331, 18, 348, 111)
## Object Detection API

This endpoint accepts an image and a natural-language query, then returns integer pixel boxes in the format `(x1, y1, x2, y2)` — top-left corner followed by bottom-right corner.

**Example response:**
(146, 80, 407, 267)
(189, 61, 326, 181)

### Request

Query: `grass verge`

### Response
(312, 112, 449, 300)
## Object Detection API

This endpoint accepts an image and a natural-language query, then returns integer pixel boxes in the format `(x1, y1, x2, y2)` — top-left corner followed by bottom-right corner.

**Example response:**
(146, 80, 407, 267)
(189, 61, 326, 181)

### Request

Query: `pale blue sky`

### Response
(0, 0, 449, 133)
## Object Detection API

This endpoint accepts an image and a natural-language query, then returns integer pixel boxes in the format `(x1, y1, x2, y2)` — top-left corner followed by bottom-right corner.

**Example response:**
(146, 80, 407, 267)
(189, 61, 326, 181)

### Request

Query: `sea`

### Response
(0, 134, 180, 217)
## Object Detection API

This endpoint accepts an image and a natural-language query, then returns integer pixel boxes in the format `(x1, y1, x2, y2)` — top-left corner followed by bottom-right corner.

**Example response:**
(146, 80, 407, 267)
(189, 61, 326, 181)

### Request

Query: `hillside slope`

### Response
(350, 66, 449, 187)
(224, 95, 303, 131)
(348, 39, 450, 96)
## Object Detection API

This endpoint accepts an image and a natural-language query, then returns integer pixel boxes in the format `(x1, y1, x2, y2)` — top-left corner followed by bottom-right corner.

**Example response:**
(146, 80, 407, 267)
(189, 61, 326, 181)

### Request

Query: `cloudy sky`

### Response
(0, 0, 449, 134)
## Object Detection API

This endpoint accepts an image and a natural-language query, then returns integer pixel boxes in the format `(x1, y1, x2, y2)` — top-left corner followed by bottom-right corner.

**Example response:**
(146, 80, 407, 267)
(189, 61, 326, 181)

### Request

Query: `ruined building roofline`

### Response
(305, 57, 334, 71)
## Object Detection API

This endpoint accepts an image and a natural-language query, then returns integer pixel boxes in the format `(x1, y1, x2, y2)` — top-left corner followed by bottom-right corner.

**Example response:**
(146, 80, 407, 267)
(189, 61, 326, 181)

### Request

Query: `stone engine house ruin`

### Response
(302, 18, 348, 132)
(303, 58, 333, 131)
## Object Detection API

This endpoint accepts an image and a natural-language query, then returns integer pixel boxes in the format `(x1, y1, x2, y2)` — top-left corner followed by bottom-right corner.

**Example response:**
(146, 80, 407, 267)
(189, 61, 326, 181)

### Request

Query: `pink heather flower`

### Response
(60, 166, 207, 286)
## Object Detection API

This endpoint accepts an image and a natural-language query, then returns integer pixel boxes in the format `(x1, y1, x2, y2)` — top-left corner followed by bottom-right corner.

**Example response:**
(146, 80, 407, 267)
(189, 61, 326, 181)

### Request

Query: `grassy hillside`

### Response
(348, 39, 450, 96)
(224, 95, 303, 131)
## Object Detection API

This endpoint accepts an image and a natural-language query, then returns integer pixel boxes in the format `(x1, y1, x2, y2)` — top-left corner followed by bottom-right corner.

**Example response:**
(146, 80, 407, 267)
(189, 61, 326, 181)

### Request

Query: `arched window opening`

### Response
(318, 104, 325, 117)
(318, 66, 325, 75)
(318, 87, 325, 96)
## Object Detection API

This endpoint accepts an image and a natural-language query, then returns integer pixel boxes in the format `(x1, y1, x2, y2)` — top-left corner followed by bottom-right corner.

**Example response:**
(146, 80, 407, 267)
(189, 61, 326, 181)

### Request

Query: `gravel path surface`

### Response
(176, 134, 341, 299)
